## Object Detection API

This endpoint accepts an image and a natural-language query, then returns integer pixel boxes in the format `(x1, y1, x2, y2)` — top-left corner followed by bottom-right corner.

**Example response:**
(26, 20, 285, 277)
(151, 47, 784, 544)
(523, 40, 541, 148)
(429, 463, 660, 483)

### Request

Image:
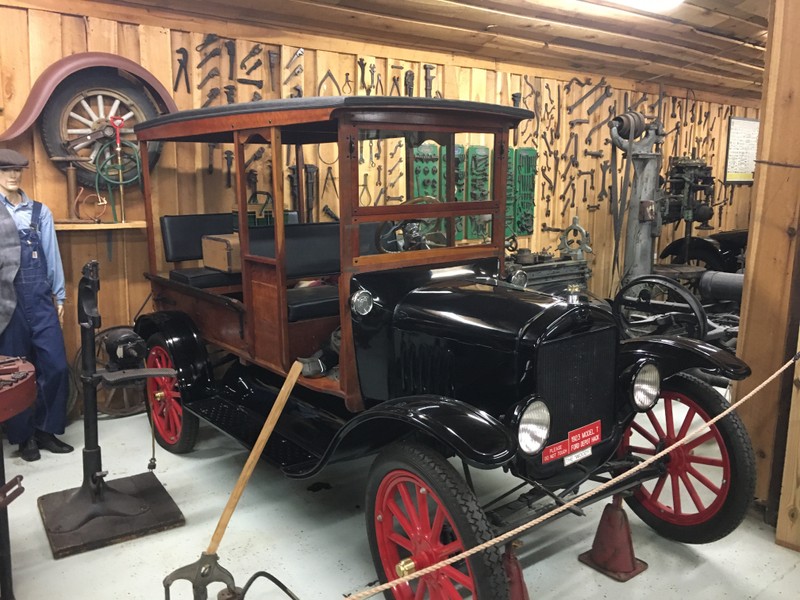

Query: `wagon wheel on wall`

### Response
(40, 71, 162, 188)
(71, 326, 146, 418)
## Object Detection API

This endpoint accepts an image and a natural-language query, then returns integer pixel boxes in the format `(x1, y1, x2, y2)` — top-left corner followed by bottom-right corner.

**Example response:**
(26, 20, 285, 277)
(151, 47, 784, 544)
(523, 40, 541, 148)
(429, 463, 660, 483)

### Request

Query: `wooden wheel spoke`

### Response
(687, 465, 722, 495)
(676, 406, 697, 440)
(435, 540, 463, 560)
(416, 487, 431, 535)
(671, 473, 682, 513)
(685, 430, 716, 451)
(629, 445, 656, 455)
(439, 567, 472, 596)
(665, 397, 676, 439)
(397, 483, 422, 532)
(430, 504, 446, 540)
(646, 409, 668, 440)
(631, 421, 659, 447)
(413, 579, 426, 600)
(387, 497, 415, 538)
(650, 473, 668, 505)
(679, 472, 706, 512)
(387, 531, 413, 552)
(689, 454, 724, 468)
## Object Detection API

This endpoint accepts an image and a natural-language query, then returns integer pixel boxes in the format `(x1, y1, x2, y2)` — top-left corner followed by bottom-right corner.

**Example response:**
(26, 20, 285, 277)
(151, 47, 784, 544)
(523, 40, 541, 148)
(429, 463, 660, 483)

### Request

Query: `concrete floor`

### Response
(3, 412, 799, 600)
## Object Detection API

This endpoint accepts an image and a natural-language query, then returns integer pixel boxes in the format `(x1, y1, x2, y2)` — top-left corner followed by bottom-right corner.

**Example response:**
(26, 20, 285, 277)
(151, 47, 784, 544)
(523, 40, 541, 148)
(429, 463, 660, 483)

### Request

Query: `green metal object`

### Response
(465, 146, 491, 240)
(513, 147, 537, 236)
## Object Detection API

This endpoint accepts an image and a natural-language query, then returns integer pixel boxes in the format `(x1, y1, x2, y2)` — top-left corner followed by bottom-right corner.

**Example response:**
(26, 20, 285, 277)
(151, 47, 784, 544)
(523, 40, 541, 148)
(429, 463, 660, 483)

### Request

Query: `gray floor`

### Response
(3, 412, 799, 599)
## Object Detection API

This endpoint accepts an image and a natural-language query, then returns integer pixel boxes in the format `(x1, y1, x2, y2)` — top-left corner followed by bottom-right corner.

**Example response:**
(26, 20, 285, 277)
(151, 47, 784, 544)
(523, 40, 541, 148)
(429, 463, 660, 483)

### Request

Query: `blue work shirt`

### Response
(1, 190, 66, 305)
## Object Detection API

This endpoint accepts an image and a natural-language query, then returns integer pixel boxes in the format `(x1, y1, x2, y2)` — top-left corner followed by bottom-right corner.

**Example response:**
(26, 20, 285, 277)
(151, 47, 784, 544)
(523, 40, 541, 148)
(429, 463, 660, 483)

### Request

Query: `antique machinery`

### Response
(663, 157, 716, 250)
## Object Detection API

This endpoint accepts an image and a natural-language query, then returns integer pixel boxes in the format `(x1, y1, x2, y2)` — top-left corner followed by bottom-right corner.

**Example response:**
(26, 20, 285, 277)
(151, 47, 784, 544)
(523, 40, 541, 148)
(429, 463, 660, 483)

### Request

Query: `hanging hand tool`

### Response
(239, 44, 262, 70)
(223, 85, 236, 104)
(359, 173, 372, 206)
(357, 58, 367, 92)
(373, 187, 386, 206)
(670, 97, 678, 118)
(290, 85, 303, 98)
(581, 179, 588, 203)
(587, 85, 613, 116)
(223, 40, 236, 80)
(388, 157, 403, 175)
(317, 69, 342, 96)
(322, 205, 339, 221)
(564, 77, 591, 94)
(251, 91, 262, 102)
(207, 143, 217, 175)
(202, 87, 220, 108)
(598, 161, 610, 201)
(173, 48, 189, 93)
(540, 166, 554, 191)
(585, 104, 617, 145)
(359, 141, 365, 165)
(404, 70, 415, 96)
(375, 139, 382, 160)
(368, 64, 376, 96)
(648, 91, 665, 113)
(567, 77, 607, 114)
(195, 33, 219, 52)
(376, 165, 383, 186)
(375, 73, 384, 96)
(197, 67, 220, 89)
(369, 141, 376, 167)
(343, 73, 353, 94)
(283, 65, 303, 85)
(578, 168, 596, 190)
(544, 82, 553, 105)
(553, 84, 562, 139)
(388, 172, 403, 188)
(584, 149, 604, 159)
(223, 151, 233, 188)
(389, 75, 401, 96)
(569, 118, 589, 129)
(236, 77, 263, 89)
(266, 51, 279, 91)
(284, 47, 304, 70)
(196, 46, 221, 69)
(511, 92, 521, 145)
(244, 147, 265, 170)
(629, 92, 648, 112)
(423, 64, 436, 99)
(389, 141, 403, 159)
(322, 167, 338, 199)
(541, 223, 562, 233)
(245, 58, 262, 76)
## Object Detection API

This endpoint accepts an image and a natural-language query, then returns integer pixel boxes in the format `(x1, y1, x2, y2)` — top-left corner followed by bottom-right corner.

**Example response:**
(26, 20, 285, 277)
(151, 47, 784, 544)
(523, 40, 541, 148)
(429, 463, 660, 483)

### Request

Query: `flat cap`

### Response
(0, 149, 29, 169)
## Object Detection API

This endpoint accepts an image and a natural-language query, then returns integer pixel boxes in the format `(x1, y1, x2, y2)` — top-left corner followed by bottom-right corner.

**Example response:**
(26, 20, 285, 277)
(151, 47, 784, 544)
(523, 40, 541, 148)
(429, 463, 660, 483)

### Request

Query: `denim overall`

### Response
(0, 201, 68, 444)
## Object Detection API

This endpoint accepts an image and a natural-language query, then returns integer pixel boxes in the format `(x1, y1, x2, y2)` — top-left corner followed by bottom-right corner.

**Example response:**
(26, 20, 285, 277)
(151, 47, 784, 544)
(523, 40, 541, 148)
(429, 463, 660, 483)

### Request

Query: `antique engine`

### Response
(663, 156, 716, 233)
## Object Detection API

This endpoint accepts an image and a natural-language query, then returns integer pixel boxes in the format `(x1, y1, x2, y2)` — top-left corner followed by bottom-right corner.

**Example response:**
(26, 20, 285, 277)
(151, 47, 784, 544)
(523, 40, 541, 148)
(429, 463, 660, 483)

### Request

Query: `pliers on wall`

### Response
(173, 48, 190, 93)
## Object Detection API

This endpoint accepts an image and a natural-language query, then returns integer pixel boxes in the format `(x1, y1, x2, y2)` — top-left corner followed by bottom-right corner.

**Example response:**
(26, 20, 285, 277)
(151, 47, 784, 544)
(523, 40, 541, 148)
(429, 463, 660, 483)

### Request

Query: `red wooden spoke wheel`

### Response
(366, 442, 509, 600)
(620, 372, 755, 544)
(144, 334, 198, 454)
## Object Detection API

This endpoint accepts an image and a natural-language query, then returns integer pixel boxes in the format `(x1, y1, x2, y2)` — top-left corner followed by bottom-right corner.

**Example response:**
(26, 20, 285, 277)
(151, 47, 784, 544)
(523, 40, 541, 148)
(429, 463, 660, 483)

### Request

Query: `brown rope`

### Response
(349, 354, 800, 600)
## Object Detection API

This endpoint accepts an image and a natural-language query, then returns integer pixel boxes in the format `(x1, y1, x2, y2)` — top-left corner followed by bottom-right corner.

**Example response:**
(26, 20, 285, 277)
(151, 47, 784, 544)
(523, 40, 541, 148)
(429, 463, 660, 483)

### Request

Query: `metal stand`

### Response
(37, 261, 184, 558)
(578, 495, 648, 582)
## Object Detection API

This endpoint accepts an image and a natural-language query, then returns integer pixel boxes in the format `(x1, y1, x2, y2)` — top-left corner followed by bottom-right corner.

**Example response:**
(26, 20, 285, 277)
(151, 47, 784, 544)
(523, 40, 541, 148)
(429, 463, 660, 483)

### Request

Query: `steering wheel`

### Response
(612, 274, 708, 340)
(375, 196, 448, 253)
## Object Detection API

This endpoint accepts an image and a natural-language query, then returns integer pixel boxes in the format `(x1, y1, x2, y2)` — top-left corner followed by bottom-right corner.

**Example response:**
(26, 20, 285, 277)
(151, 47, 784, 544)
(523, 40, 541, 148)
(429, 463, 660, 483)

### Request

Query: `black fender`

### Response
(619, 335, 750, 381)
(285, 396, 516, 478)
(0, 52, 177, 143)
(134, 311, 212, 400)
(659, 236, 721, 261)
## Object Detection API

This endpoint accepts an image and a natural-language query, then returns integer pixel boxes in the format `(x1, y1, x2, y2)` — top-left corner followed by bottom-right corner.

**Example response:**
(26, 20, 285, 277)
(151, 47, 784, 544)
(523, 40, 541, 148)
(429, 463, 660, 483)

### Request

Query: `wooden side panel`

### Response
(249, 261, 282, 367)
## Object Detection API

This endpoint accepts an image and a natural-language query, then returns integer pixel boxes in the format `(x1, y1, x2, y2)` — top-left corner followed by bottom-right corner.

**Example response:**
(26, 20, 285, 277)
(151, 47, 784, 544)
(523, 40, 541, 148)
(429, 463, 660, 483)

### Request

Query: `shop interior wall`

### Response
(0, 2, 759, 365)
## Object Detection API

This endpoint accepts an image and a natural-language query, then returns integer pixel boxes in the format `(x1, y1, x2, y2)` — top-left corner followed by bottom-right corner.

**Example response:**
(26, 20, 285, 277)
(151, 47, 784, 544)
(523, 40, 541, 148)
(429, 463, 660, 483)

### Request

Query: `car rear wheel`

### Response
(144, 333, 198, 454)
(365, 441, 509, 599)
(620, 372, 755, 543)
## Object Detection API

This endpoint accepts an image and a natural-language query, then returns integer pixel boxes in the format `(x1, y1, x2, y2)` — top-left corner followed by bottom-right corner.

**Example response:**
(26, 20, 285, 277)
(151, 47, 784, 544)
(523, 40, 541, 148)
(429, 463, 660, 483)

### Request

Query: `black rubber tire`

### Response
(40, 71, 161, 188)
(144, 333, 199, 454)
(622, 372, 755, 544)
(365, 441, 509, 600)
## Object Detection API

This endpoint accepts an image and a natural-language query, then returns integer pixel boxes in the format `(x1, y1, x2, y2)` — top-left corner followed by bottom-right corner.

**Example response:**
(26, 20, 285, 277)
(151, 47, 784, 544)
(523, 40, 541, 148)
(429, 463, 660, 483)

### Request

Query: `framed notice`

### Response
(724, 116, 760, 184)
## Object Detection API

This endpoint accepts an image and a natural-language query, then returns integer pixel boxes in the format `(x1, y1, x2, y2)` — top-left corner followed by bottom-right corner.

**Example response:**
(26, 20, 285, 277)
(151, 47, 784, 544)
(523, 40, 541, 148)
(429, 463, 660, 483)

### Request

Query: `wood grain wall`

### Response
(0, 1, 759, 366)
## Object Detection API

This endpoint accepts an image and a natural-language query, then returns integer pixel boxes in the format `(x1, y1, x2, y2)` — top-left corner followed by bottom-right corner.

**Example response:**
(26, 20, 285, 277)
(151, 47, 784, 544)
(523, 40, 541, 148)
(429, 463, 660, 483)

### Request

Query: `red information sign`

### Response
(541, 420, 602, 464)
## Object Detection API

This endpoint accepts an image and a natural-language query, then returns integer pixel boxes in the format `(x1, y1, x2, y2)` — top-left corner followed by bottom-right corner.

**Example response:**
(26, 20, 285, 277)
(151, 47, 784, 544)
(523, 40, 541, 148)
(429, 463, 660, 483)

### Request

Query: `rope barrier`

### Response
(349, 353, 800, 600)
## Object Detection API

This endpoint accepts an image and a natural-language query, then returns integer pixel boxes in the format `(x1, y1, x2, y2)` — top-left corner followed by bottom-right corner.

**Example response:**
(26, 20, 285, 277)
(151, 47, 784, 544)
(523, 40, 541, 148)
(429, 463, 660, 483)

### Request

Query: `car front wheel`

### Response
(620, 372, 755, 543)
(365, 441, 509, 599)
(145, 333, 199, 454)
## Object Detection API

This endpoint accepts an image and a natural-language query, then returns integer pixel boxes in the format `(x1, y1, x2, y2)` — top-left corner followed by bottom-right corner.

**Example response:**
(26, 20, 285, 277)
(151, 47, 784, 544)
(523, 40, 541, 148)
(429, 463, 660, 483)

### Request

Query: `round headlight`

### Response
(632, 363, 660, 411)
(350, 290, 374, 316)
(510, 270, 528, 288)
(518, 400, 550, 454)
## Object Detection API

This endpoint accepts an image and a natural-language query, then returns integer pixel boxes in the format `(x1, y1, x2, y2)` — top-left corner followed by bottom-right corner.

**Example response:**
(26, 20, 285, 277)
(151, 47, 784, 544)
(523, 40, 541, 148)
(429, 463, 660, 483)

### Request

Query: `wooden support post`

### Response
(776, 328, 800, 549)
(733, 0, 800, 512)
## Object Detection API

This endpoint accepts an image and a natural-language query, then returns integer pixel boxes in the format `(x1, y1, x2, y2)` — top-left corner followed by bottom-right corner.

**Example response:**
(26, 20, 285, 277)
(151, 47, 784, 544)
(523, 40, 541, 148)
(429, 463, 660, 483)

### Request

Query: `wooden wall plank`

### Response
(776, 330, 800, 550)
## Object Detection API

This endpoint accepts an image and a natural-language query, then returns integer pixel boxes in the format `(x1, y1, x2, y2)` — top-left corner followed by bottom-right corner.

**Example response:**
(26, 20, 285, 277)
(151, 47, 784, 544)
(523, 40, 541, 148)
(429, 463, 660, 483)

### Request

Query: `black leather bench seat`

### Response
(168, 267, 242, 288)
(286, 286, 339, 322)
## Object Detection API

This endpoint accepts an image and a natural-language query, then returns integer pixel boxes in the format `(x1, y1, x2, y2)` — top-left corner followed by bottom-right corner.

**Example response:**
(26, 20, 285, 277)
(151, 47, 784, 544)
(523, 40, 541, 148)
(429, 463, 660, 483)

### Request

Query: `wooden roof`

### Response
(118, 0, 768, 101)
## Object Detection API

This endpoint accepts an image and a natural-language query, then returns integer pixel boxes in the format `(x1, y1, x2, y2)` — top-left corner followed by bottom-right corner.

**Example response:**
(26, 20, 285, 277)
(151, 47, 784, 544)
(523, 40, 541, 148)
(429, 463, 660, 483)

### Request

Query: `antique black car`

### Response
(132, 97, 755, 598)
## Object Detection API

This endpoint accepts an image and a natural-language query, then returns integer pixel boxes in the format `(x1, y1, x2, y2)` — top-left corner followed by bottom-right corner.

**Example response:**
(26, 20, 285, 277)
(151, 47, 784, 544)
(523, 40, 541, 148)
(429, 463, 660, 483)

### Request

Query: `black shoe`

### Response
(34, 431, 74, 454)
(19, 437, 40, 462)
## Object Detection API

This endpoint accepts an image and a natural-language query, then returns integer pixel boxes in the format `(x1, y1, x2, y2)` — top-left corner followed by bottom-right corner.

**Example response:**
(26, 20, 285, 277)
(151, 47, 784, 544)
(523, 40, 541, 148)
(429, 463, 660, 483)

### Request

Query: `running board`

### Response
(184, 389, 345, 475)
